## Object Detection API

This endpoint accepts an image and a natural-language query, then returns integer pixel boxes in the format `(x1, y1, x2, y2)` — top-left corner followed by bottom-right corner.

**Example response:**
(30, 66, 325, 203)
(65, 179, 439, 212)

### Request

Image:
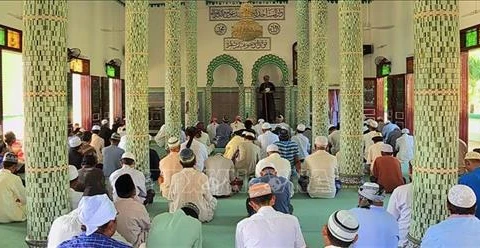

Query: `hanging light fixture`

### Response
(231, 1, 263, 41)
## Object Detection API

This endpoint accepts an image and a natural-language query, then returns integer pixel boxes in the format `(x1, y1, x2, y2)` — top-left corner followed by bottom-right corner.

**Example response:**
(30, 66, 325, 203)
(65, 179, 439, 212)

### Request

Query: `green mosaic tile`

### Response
(295, 0, 310, 126)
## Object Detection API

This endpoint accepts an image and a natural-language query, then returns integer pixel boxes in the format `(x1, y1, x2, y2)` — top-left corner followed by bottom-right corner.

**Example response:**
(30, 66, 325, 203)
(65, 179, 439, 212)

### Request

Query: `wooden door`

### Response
(212, 91, 239, 121)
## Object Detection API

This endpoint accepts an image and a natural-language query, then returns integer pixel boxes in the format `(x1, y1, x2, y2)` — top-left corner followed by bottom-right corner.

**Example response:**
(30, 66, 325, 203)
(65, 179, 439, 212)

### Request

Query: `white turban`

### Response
(78, 194, 117, 236)
(358, 182, 385, 202)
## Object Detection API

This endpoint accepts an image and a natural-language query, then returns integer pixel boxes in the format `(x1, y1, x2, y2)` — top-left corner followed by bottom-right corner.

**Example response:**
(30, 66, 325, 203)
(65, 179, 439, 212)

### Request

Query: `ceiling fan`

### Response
(462, 2, 480, 17)
(363, 4, 394, 31)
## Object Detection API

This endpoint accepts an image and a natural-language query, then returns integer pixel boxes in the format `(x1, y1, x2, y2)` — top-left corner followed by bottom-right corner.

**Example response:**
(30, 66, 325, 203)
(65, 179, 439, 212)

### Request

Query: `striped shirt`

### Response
(58, 233, 131, 248)
(274, 141, 299, 169)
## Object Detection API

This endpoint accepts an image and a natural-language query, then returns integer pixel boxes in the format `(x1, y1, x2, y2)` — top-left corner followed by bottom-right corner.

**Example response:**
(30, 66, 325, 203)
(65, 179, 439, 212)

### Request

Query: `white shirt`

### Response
(252, 124, 263, 137)
(304, 150, 338, 198)
(230, 121, 245, 133)
(205, 154, 234, 196)
(366, 142, 384, 166)
(257, 131, 279, 157)
(109, 165, 146, 203)
(207, 122, 219, 142)
(387, 183, 412, 247)
(255, 153, 291, 179)
(363, 131, 381, 159)
(328, 130, 341, 155)
(395, 134, 414, 163)
(291, 133, 310, 159)
(181, 139, 209, 172)
(69, 188, 83, 210)
(118, 135, 127, 150)
(235, 206, 306, 248)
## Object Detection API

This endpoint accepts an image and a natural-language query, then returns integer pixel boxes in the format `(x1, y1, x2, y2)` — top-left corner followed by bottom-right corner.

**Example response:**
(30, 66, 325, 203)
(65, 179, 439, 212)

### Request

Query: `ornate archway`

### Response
(206, 54, 244, 121)
(250, 54, 291, 123)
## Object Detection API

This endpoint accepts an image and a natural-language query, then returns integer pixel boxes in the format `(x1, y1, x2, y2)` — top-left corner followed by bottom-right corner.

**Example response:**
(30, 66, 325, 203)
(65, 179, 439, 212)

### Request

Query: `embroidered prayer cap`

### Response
(68, 165, 78, 181)
(110, 132, 121, 141)
(296, 124, 306, 132)
(167, 137, 180, 149)
(381, 144, 394, 153)
(121, 152, 136, 161)
(465, 151, 480, 161)
(3, 152, 18, 164)
(92, 125, 101, 131)
(315, 136, 329, 146)
(68, 136, 82, 148)
(248, 183, 272, 198)
(262, 122, 272, 129)
(448, 185, 476, 208)
(327, 210, 359, 243)
(78, 194, 117, 236)
(266, 144, 279, 153)
(358, 182, 385, 202)
(401, 128, 410, 134)
(179, 148, 196, 164)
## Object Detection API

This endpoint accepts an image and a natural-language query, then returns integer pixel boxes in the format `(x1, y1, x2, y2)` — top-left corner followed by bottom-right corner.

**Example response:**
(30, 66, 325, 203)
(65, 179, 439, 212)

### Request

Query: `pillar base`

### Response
(26, 237, 47, 248)
(406, 233, 421, 248)
(339, 174, 363, 188)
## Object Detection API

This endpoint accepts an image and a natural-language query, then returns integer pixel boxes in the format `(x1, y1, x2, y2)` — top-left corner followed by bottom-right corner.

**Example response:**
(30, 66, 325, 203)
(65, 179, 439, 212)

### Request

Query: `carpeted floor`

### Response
(0, 188, 389, 248)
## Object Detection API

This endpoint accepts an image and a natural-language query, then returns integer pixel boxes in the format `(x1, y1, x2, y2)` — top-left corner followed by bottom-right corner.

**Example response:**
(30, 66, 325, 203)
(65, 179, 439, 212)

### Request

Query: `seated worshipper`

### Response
(255, 144, 291, 179)
(363, 120, 381, 160)
(350, 182, 399, 248)
(301, 136, 339, 199)
(235, 183, 306, 248)
(68, 165, 83, 210)
(387, 163, 413, 248)
(169, 149, 217, 222)
(102, 133, 125, 177)
(273, 115, 291, 134)
(195, 122, 214, 155)
(386, 127, 402, 153)
(68, 136, 84, 169)
(328, 125, 341, 155)
(252, 118, 265, 137)
(459, 151, 480, 219)
(371, 144, 404, 193)
(110, 152, 153, 205)
(459, 138, 468, 175)
(257, 122, 279, 158)
(291, 124, 310, 159)
(234, 119, 256, 136)
(248, 163, 293, 215)
(79, 131, 97, 156)
(91, 125, 105, 162)
(274, 129, 301, 177)
(159, 137, 183, 199)
(381, 120, 400, 141)
(376, 117, 385, 133)
(233, 132, 261, 179)
(0, 153, 26, 223)
(181, 126, 208, 172)
(4, 131, 25, 163)
(205, 153, 235, 197)
(216, 116, 233, 148)
(147, 202, 202, 248)
(118, 127, 128, 150)
(149, 144, 161, 182)
(421, 185, 480, 248)
(224, 132, 245, 160)
(231, 115, 245, 133)
(77, 154, 104, 187)
(322, 210, 359, 248)
(366, 134, 384, 174)
(114, 174, 151, 247)
(99, 119, 113, 147)
(207, 117, 219, 143)
(58, 194, 131, 248)
(395, 128, 414, 182)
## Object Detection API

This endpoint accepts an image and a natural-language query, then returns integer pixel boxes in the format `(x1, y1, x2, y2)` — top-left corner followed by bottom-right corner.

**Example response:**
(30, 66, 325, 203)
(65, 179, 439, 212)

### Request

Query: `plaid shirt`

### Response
(58, 233, 131, 248)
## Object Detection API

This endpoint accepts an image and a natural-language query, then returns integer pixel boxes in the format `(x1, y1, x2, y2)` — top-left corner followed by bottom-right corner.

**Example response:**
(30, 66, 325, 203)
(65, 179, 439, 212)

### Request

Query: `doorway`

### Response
(1, 49, 24, 140)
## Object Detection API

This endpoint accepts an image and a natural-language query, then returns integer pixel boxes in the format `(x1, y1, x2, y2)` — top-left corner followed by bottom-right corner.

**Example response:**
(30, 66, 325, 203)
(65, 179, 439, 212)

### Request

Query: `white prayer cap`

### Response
(68, 165, 78, 181)
(296, 124, 306, 132)
(327, 210, 359, 243)
(362, 126, 369, 133)
(448, 185, 476, 208)
(92, 125, 101, 131)
(257, 161, 277, 173)
(370, 120, 378, 128)
(68, 136, 82, 148)
(101, 119, 108, 125)
(385, 119, 391, 124)
(315, 136, 329, 146)
(262, 122, 272, 129)
(266, 144, 279, 153)
(121, 152, 136, 161)
(381, 144, 393, 153)
(258, 119, 265, 124)
(167, 137, 180, 149)
(401, 128, 410, 134)
(465, 152, 480, 161)
(78, 194, 117, 236)
(358, 182, 385, 202)
(243, 132, 255, 138)
(249, 183, 272, 198)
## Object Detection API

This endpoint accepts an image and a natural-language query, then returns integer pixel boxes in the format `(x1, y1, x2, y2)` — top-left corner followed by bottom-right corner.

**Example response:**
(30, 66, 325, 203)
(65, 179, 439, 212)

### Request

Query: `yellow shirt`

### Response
(0, 169, 26, 223)
(224, 136, 244, 160)
(159, 151, 182, 199)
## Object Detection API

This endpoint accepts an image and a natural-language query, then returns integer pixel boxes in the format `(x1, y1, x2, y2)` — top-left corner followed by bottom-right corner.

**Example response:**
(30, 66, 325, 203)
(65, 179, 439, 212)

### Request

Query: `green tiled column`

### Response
(165, 0, 182, 139)
(184, 0, 198, 126)
(408, 1, 459, 246)
(310, 0, 329, 139)
(295, 0, 310, 126)
(23, 1, 69, 246)
(338, 0, 363, 186)
(125, 0, 150, 176)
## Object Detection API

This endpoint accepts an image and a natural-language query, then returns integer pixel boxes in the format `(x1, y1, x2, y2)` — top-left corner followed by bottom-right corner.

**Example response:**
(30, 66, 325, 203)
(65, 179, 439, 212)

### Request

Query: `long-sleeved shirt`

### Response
(235, 206, 306, 248)
(395, 134, 414, 163)
(459, 167, 480, 218)
(366, 142, 384, 167)
(110, 165, 146, 203)
(159, 151, 183, 199)
(303, 150, 338, 198)
(350, 206, 399, 248)
(328, 130, 341, 155)
(274, 140, 299, 170)
(205, 154, 234, 196)
(291, 133, 310, 159)
(58, 232, 131, 248)
(387, 183, 412, 247)
(224, 135, 245, 160)
(249, 175, 292, 214)
(372, 156, 404, 193)
(115, 198, 151, 247)
(169, 168, 217, 222)
(216, 123, 233, 148)
(207, 122, 219, 142)
(181, 139, 208, 172)
(147, 210, 202, 248)
(234, 141, 261, 177)
(230, 121, 245, 133)
(421, 215, 480, 248)
(102, 145, 125, 177)
(257, 131, 279, 158)
(0, 169, 26, 223)
(90, 133, 105, 161)
(195, 131, 214, 154)
(363, 131, 381, 159)
(382, 122, 400, 141)
(255, 153, 291, 179)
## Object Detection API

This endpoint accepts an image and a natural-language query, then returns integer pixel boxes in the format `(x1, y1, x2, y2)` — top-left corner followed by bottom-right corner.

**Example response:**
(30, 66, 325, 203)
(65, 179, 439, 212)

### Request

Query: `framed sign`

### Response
(0, 24, 22, 52)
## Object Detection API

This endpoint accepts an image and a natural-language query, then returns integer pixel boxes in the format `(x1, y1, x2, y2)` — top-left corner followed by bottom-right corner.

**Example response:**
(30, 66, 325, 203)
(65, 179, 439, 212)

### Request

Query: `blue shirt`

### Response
(250, 174, 292, 214)
(350, 206, 399, 248)
(274, 140, 299, 168)
(459, 167, 480, 218)
(58, 232, 131, 248)
(382, 123, 399, 141)
(421, 215, 480, 248)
